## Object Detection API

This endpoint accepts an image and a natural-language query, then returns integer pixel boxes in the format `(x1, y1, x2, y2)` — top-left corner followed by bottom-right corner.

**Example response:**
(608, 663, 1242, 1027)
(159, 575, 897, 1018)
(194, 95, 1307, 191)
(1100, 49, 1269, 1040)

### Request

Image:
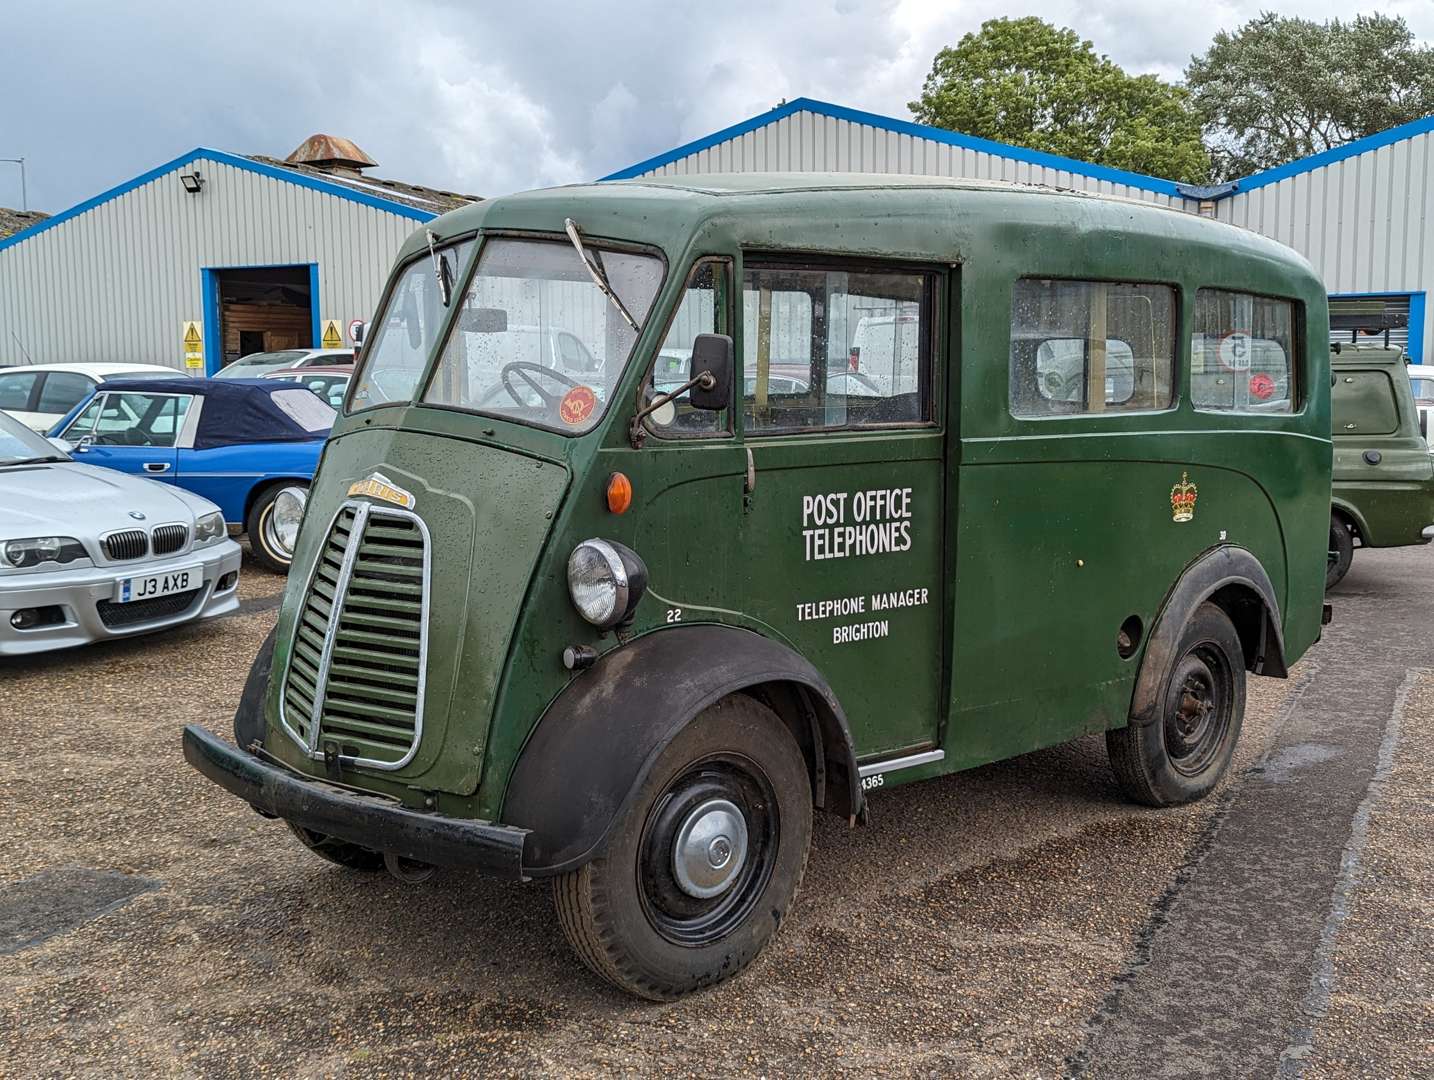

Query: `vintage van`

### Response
(1327, 344, 1434, 586)
(184, 175, 1332, 999)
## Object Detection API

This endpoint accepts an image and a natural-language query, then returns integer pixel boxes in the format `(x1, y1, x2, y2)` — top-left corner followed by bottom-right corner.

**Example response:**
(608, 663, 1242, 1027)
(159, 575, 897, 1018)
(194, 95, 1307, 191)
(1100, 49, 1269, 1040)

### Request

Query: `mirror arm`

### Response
(628, 370, 715, 448)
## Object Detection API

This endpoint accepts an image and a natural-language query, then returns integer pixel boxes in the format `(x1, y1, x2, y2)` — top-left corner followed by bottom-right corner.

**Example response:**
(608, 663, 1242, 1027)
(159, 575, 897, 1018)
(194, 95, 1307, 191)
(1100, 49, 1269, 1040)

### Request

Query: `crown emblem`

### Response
(1170, 471, 1197, 523)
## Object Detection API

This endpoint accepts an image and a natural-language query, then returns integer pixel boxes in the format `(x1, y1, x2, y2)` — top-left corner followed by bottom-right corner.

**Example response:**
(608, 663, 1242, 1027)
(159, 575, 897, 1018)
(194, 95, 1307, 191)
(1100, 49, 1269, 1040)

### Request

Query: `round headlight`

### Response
(271, 487, 308, 557)
(567, 539, 647, 629)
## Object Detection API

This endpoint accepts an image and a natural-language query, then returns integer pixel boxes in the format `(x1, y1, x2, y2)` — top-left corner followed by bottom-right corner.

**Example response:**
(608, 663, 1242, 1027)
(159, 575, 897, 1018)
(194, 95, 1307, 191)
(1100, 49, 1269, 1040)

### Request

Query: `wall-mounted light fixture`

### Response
(179, 170, 204, 194)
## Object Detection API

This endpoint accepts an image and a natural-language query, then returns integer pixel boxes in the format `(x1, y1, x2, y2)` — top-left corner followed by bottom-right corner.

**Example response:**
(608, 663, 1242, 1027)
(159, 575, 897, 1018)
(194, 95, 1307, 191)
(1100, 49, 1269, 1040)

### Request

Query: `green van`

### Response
(184, 175, 1332, 999)
(1327, 344, 1434, 586)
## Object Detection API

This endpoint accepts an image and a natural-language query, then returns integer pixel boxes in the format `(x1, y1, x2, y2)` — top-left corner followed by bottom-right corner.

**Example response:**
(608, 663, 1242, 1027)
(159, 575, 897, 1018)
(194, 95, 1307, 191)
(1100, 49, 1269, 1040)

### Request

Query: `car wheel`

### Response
(1107, 602, 1245, 807)
(247, 482, 307, 574)
(287, 823, 385, 872)
(553, 694, 812, 1000)
(1326, 513, 1354, 590)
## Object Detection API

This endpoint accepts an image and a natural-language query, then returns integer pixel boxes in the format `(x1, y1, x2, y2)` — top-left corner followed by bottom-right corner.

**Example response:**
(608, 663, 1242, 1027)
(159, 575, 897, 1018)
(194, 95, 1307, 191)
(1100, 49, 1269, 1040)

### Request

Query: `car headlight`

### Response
(194, 511, 227, 545)
(2, 536, 88, 569)
(271, 488, 308, 558)
(566, 539, 648, 629)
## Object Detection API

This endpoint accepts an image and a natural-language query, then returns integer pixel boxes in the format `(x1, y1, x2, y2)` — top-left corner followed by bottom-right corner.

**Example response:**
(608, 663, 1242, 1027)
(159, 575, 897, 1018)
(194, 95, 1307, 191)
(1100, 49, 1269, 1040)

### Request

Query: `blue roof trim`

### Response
(1236, 113, 1434, 192)
(600, 96, 1186, 196)
(0, 147, 435, 254)
(601, 96, 1434, 202)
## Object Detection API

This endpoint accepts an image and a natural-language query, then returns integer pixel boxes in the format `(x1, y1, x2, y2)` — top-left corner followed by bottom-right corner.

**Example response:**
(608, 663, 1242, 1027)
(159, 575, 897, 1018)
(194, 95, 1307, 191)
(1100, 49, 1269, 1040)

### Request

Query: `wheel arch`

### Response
(1128, 545, 1287, 729)
(1329, 497, 1367, 541)
(501, 623, 863, 877)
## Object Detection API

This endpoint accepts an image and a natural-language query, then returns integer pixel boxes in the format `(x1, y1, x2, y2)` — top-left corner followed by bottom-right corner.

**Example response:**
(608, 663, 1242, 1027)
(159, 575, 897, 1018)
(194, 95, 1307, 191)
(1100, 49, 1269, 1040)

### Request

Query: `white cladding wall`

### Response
(643, 112, 1198, 211)
(0, 157, 421, 370)
(637, 108, 1434, 359)
(1215, 131, 1432, 353)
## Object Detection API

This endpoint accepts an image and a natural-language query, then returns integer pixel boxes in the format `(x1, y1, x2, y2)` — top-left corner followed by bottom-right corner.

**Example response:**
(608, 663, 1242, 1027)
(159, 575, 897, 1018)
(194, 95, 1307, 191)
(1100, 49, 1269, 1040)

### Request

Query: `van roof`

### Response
(416, 173, 1315, 281)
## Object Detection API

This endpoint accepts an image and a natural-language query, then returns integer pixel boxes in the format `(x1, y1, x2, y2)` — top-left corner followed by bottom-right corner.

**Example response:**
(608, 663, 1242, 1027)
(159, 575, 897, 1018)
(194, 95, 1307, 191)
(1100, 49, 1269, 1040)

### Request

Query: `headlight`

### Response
(271, 488, 308, 558)
(194, 511, 227, 545)
(567, 539, 648, 629)
(2, 536, 87, 569)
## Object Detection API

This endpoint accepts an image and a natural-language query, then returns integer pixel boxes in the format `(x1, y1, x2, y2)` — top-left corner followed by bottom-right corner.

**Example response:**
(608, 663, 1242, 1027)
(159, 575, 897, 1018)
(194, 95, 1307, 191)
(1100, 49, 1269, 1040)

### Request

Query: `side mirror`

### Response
(460, 307, 508, 333)
(688, 334, 733, 411)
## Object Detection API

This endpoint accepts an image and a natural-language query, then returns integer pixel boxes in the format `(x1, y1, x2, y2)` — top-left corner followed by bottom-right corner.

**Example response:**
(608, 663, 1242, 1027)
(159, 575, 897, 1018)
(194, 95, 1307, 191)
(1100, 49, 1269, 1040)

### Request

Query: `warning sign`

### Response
(320, 319, 344, 351)
(182, 321, 204, 370)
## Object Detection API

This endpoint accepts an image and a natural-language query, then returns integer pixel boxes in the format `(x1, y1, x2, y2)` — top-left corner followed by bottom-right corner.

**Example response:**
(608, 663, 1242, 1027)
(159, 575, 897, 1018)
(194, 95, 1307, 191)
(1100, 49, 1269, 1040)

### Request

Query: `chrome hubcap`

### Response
(671, 798, 748, 899)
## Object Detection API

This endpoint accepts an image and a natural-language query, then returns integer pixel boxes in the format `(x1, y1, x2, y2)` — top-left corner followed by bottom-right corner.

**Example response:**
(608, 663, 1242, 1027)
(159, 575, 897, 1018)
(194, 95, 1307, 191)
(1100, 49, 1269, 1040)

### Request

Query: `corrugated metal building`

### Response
(0, 138, 473, 374)
(604, 98, 1433, 362)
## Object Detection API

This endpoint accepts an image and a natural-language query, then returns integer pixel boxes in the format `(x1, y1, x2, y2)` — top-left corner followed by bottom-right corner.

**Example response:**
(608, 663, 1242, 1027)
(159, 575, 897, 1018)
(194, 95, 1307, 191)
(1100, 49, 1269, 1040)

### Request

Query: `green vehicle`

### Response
(1327, 344, 1434, 587)
(184, 175, 1332, 999)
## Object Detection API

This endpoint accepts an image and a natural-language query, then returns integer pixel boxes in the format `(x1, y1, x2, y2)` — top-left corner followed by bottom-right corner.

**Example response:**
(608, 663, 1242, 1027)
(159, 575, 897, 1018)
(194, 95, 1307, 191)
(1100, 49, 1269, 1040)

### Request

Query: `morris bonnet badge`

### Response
(347, 471, 416, 510)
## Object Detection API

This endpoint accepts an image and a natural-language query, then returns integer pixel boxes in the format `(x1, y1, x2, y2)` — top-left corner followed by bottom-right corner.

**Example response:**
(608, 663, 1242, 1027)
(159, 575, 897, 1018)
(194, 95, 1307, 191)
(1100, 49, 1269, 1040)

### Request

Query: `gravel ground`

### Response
(0, 547, 1430, 1077)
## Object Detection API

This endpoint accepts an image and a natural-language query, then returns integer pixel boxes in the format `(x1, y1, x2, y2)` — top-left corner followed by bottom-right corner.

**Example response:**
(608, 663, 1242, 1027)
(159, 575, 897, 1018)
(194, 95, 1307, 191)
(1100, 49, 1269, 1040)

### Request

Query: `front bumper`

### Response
(0, 539, 242, 657)
(182, 725, 530, 880)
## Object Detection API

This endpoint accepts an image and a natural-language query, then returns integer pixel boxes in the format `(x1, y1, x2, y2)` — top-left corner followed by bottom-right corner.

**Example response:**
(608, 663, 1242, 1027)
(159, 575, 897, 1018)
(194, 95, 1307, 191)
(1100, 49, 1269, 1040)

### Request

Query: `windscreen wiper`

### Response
(564, 218, 640, 333)
(425, 229, 454, 307)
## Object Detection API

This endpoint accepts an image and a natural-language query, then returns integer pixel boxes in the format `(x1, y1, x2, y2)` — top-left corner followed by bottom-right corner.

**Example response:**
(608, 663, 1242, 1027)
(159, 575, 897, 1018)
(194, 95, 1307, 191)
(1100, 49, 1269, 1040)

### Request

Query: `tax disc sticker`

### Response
(1249, 372, 1276, 401)
(559, 386, 598, 426)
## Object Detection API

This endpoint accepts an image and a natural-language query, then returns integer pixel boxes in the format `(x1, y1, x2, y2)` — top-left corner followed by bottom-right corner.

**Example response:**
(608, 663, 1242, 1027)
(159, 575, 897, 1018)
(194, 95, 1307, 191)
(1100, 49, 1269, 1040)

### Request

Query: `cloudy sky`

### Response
(4, 1, 1433, 213)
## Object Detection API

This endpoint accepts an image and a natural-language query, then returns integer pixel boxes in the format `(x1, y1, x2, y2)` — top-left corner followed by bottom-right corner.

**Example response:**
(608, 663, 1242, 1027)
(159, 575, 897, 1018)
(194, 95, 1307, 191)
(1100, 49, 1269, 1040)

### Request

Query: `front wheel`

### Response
(1107, 602, 1245, 807)
(553, 695, 812, 1000)
(1326, 514, 1354, 589)
(246, 482, 308, 573)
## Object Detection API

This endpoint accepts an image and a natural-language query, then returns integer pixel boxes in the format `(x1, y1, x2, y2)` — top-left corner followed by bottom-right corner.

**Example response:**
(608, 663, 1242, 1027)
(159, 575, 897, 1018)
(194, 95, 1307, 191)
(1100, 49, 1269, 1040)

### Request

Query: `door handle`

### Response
(143, 462, 171, 474)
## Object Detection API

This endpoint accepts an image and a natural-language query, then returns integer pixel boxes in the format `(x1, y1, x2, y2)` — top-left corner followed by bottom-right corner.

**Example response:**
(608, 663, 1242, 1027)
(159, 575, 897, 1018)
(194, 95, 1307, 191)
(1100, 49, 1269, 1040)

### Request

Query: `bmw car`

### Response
(0, 409, 242, 657)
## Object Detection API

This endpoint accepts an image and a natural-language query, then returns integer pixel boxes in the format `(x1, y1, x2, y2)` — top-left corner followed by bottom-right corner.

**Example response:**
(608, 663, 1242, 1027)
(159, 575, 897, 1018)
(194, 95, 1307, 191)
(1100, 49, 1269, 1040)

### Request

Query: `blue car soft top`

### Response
(92, 377, 334, 449)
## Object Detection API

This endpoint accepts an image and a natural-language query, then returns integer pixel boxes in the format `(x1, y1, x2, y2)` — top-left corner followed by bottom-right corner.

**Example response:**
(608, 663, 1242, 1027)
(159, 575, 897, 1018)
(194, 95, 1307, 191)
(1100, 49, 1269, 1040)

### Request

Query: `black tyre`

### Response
(553, 695, 812, 1000)
(246, 482, 308, 574)
(287, 823, 385, 872)
(1107, 602, 1245, 807)
(1326, 513, 1354, 589)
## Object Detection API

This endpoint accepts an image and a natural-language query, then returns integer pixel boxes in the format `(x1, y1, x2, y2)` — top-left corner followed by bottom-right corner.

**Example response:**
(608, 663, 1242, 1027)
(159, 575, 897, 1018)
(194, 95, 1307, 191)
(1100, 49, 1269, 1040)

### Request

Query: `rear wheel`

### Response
(246, 482, 307, 573)
(553, 695, 812, 1000)
(287, 823, 384, 872)
(1326, 513, 1354, 589)
(1107, 602, 1245, 807)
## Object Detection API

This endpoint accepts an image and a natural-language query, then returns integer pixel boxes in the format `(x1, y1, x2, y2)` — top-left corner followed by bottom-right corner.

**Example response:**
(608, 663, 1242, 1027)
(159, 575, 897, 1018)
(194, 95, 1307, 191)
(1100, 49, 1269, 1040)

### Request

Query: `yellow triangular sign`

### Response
(320, 319, 343, 350)
(183, 322, 202, 347)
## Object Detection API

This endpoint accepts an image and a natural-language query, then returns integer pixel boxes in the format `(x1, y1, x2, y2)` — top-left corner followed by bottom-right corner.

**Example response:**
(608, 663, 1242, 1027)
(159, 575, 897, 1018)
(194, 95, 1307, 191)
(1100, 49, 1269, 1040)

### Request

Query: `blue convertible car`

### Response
(51, 378, 333, 572)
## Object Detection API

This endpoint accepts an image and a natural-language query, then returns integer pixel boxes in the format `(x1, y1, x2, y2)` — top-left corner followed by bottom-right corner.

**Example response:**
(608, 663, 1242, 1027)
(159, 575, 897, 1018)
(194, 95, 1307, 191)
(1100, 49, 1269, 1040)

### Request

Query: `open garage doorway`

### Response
(206, 264, 318, 373)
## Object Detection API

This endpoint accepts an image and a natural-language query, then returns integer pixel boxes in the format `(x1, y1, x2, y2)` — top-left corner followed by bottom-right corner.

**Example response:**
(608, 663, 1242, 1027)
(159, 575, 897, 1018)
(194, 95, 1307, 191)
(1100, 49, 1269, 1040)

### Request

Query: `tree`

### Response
(1186, 13, 1434, 180)
(909, 17, 1211, 185)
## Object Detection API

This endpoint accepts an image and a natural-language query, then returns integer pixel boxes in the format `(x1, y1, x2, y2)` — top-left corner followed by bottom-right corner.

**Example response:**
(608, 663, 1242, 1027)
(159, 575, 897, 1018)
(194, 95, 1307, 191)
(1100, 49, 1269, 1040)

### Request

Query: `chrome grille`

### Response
(151, 524, 188, 556)
(104, 530, 148, 561)
(280, 502, 428, 769)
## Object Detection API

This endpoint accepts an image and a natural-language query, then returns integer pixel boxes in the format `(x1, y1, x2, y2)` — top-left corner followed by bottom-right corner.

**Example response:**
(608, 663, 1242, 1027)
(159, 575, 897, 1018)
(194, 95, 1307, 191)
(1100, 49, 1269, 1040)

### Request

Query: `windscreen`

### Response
(0, 409, 64, 464)
(350, 239, 478, 410)
(421, 238, 663, 434)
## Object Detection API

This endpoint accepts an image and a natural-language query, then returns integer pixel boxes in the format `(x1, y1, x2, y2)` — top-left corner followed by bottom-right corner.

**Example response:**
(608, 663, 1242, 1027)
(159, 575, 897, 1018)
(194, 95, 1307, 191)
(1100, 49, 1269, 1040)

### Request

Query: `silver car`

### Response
(0, 410, 243, 656)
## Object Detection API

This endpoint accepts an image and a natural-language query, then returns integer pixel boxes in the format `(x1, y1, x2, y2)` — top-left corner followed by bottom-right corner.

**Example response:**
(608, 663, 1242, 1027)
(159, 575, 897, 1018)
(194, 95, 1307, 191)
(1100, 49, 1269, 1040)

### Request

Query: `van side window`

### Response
(742, 263, 934, 434)
(643, 259, 732, 436)
(1009, 279, 1176, 418)
(1334, 371, 1399, 434)
(1191, 290, 1297, 413)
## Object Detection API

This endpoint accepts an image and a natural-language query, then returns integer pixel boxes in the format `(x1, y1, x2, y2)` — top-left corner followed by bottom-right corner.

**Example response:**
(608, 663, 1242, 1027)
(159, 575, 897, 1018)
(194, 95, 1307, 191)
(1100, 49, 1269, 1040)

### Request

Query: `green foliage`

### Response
(909, 17, 1211, 185)
(1186, 13, 1434, 179)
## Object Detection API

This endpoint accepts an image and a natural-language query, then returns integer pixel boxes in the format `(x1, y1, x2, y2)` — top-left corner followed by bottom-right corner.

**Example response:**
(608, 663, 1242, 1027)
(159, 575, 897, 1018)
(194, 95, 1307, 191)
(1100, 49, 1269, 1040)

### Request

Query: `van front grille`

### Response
(104, 530, 149, 561)
(281, 502, 428, 769)
(151, 524, 189, 556)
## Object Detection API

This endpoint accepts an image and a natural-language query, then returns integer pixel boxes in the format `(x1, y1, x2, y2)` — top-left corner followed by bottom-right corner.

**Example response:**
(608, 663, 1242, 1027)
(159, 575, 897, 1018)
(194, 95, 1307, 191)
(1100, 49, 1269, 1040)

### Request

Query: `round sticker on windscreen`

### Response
(1249, 372, 1276, 401)
(559, 386, 598, 426)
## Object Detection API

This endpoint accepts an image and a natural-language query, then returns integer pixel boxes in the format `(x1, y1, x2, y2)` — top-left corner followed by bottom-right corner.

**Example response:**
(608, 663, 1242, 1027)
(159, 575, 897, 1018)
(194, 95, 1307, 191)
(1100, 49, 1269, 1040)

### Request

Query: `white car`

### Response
(1407, 363, 1434, 444)
(214, 348, 354, 380)
(0, 362, 179, 433)
(0, 410, 242, 656)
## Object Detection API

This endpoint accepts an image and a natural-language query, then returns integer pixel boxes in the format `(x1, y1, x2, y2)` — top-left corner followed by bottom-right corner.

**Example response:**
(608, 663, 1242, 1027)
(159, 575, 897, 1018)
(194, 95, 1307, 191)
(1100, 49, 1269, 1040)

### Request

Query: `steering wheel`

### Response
(499, 361, 582, 408)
